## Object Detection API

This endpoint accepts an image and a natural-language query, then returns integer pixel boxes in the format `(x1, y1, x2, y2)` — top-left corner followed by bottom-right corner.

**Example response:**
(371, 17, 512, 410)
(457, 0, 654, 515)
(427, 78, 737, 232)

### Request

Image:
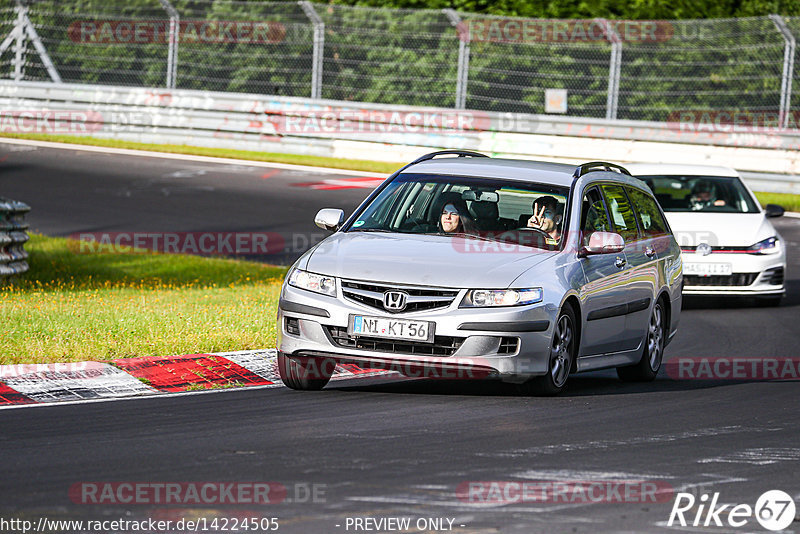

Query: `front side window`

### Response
(637, 175, 759, 213)
(580, 187, 610, 246)
(347, 173, 569, 250)
(601, 185, 640, 242)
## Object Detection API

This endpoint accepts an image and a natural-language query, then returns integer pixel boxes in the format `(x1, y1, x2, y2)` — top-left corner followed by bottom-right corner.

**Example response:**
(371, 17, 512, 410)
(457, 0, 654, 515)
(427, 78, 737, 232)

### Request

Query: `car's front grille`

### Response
(325, 325, 464, 356)
(498, 337, 519, 354)
(680, 246, 751, 253)
(684, 273, 758, 286)
(285, 317, 300, 335)
(763, 267, 784, 285)
(341, 280, 459, 314)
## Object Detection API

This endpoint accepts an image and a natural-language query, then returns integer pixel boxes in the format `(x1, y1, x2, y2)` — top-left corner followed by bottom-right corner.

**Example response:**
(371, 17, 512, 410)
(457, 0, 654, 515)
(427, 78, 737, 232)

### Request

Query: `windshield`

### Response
(346, 173, 570, 250)
(637, 175, 759, 213)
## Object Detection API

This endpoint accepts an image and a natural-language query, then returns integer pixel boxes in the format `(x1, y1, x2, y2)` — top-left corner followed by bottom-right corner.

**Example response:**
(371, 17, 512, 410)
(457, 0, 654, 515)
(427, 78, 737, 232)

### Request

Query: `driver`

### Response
(526, 195, 562, 242)
(689, 181, 726, 210)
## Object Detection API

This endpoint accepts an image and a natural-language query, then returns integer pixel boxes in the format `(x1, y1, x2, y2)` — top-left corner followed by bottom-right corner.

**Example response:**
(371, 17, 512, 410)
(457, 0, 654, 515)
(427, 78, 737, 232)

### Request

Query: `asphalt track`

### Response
(0, 140, 380, 265)
(1, 140, 800, 533)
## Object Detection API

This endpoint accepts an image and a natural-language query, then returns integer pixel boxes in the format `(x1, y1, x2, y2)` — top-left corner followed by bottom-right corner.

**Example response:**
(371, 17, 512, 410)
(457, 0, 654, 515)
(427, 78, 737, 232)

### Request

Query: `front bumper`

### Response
(681, 250, 785, 296)
(276, 283, 559, 381)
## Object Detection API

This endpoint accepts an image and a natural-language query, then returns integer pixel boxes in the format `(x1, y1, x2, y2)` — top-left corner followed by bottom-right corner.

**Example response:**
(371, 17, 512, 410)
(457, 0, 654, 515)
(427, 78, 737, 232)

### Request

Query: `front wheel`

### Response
(519, 304, 577, 396)
(617, 300, 665, 382)
(278, 352, 335, 390)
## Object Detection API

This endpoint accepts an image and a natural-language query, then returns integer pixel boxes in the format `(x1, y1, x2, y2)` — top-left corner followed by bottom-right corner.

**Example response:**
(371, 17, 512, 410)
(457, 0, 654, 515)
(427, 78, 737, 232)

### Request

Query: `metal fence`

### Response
(0, 196, 29, 281)
(1, 1, 800, 124)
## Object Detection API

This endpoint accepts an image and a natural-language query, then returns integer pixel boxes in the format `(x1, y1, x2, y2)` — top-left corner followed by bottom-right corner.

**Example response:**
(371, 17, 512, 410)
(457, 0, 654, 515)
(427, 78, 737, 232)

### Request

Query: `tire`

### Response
(519, 304, 577, 396)
(617, 299, 666, 382)
(278, 351, 334, 390)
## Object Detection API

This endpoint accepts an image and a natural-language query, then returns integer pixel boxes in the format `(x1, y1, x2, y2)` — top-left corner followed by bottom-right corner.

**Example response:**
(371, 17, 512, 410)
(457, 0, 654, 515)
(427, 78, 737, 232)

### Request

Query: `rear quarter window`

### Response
(627, 187, 669, 237)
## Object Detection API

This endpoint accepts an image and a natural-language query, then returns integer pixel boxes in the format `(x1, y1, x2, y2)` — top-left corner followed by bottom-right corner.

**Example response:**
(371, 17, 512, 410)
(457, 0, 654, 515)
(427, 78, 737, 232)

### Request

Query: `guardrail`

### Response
(0, 197, 30, 281)
(1, 80, 799, 193)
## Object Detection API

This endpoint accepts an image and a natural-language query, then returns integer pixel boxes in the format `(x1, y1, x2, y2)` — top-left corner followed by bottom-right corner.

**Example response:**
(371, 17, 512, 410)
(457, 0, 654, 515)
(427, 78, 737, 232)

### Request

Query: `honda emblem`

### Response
(383, 291, 408, 311)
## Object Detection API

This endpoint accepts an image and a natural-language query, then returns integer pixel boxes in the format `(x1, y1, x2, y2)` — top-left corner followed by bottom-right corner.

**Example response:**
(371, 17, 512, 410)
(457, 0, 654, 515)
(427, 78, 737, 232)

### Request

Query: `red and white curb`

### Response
(0, 350, 392, 408)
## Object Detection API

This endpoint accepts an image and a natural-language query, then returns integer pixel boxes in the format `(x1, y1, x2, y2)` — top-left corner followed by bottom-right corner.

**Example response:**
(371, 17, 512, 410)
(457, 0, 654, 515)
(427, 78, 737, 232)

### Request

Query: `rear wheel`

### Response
(278, 352, 334, 390)
(520, 304, 576, 396)
(617, 300, 665, 382)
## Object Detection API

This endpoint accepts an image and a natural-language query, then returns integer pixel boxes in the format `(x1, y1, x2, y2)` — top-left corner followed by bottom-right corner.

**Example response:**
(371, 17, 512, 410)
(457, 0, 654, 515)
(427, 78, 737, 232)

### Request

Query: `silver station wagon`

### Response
(277, 151, 683, 395)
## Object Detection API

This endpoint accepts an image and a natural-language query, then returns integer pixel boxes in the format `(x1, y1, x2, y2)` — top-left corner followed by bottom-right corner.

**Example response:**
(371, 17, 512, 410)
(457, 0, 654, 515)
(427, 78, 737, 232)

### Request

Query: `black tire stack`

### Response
(0, 197, 30, 283)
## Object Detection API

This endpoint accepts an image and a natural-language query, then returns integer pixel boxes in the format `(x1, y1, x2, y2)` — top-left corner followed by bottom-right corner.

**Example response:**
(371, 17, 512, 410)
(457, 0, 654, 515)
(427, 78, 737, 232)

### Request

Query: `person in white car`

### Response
(689, 181, 726, 210)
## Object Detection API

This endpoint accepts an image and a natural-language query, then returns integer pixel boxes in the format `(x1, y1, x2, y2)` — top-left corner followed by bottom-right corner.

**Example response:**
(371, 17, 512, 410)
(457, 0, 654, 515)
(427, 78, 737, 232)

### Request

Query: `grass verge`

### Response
(753, 192, 800, 213)
(0, 234, 288, 365)
(0, 132, 403, 174)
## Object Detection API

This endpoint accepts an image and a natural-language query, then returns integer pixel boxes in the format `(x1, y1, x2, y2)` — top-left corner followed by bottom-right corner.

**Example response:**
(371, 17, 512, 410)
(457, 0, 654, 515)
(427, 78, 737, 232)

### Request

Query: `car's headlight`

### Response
(287, 269, 336, 296)
(460, 288, 543, 307)
(748, 236, 781, 255)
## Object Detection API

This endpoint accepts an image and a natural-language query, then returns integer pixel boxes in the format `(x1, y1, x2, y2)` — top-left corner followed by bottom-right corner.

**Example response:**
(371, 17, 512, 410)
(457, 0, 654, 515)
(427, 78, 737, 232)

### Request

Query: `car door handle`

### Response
(615, 257, 626, 269)
(645, 247, 656, 258)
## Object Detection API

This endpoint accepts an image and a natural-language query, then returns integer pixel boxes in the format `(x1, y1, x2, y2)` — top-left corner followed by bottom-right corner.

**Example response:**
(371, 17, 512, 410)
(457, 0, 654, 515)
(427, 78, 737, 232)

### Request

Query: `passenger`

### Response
(439, 202, 466, 233)
(526, 195, 562, 241)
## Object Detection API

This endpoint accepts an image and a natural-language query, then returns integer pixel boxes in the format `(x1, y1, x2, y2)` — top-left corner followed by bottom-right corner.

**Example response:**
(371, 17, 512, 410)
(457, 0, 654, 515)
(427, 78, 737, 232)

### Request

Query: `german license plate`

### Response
(348, 315, 434, 343)
(683, 262, 733, 276)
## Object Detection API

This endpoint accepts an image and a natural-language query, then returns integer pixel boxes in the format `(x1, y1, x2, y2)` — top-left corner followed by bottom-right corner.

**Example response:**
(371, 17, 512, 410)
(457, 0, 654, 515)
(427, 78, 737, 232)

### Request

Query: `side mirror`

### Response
(764, 204, 785, 218)
(314, 208, 345, 232)
(579, 231, 625, 257)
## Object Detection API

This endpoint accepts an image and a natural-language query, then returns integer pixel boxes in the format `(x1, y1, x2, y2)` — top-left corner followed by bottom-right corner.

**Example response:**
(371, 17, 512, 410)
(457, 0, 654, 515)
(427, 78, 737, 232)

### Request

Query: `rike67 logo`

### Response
(668, 490, 796, 531)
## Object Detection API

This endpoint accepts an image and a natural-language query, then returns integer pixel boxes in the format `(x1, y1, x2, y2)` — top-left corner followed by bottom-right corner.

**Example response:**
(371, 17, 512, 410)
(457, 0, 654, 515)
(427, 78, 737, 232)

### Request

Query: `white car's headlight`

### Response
(287, 269, 336, 296)
(748, 236, 781, 255)
(460, 288, 543, 307)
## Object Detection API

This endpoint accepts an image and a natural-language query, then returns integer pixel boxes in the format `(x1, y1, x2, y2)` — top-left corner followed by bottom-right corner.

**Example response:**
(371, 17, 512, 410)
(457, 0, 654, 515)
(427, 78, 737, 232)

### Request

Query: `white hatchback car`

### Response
(626, 163, 786, 304)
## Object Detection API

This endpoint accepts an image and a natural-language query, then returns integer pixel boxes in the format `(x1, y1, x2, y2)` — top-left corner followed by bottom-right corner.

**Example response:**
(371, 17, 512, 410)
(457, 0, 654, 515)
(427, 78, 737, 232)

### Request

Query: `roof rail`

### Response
(573, 161, 632, 179)
(410, 150, 489, 165)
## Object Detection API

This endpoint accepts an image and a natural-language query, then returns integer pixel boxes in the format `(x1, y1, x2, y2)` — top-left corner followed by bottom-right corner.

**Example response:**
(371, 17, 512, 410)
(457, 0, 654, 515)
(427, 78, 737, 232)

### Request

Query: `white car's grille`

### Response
(684, 273, 758, 286)
(341, 280, 459, 314)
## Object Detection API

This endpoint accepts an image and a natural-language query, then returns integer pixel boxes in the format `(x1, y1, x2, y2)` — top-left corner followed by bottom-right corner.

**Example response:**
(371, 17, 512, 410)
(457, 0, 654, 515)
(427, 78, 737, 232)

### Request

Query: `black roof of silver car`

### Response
(409, 150, 489, 165)
(572, 161, 632, 179)
(409, 150, 632, 181)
